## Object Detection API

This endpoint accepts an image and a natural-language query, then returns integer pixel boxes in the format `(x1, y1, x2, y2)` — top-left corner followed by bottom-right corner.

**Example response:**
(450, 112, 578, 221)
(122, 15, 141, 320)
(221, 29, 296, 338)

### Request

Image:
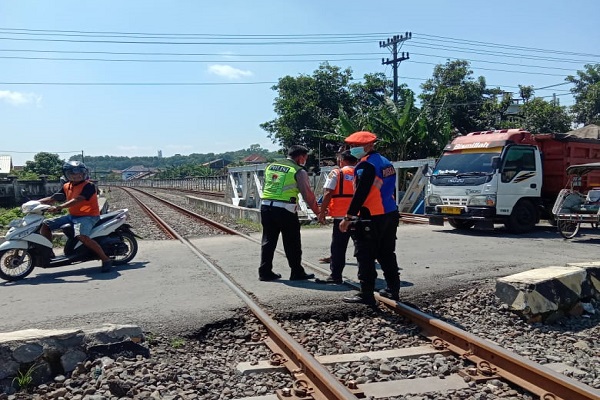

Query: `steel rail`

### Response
(120, 187, 178, 239)
(128, 192, 360, 399)
(377, 297, 600, 400)
(120, 188, 598, 399)
(128, 187, 239, 235)
(399, 212, 429, 224)
(182, 236, 362, 400)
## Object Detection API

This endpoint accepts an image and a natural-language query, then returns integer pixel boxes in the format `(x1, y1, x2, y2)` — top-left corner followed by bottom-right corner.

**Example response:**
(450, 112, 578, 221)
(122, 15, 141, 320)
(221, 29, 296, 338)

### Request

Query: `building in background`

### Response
(0, 155, 13, 178)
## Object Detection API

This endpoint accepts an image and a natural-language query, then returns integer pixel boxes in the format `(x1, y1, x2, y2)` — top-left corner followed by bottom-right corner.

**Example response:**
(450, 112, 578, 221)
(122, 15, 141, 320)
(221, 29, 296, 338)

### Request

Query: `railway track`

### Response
(111, 187, 599, 400)
(399, 212, 429, 224)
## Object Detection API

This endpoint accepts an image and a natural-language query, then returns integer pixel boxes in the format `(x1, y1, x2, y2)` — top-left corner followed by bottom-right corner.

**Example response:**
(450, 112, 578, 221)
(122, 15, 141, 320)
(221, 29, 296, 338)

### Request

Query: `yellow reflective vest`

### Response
(262, 159, 301, 202)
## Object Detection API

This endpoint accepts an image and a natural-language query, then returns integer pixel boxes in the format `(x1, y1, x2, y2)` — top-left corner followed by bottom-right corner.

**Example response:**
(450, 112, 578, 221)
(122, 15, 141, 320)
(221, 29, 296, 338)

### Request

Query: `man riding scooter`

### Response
(39, 161, 113, 273)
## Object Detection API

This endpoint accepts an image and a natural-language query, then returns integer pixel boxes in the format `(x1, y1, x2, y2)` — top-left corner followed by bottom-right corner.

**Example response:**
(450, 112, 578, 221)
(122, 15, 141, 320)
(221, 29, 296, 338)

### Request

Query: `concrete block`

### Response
(566, 262, 600, 296)
(496, 266, 588, 316)
(0, 324, 145, 386)
(186, 195, 261, 223)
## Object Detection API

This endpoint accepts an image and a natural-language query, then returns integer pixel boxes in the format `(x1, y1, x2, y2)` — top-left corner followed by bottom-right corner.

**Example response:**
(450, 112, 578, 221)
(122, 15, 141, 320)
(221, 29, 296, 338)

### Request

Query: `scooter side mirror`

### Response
(51, 193, 66, 202)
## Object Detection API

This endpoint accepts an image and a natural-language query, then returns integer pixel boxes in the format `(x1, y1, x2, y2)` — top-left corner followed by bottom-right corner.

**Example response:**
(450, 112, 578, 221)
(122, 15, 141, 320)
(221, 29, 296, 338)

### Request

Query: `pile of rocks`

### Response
(0, 324, 146, 398)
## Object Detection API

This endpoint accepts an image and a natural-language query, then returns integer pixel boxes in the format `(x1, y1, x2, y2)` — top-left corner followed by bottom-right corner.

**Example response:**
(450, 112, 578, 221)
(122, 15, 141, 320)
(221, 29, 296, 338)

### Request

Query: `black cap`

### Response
(287, 145, 310, 157)
(339, 150, 358, 163)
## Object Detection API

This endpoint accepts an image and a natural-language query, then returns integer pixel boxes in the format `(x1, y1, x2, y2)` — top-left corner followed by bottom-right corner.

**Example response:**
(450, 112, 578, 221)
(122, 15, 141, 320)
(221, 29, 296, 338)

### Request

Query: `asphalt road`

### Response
(1, 222, 598, 335)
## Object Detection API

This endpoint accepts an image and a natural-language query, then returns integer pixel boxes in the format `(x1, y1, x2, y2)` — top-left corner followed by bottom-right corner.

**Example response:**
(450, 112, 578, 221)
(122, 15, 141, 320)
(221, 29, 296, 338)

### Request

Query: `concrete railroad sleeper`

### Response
(118, 191, 599, 400)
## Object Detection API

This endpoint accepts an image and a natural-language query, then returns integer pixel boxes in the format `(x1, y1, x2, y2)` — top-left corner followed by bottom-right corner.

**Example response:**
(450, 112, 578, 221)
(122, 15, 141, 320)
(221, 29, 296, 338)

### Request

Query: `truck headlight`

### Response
(426, 194, 443, 206)
(468, 195, 496, 206)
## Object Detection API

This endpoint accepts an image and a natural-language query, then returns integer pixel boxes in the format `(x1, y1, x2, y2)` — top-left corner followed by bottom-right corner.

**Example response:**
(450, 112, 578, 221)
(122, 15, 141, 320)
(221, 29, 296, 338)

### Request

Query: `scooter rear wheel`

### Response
(0, 249, 35, 281)
(112, 232, 138, 265)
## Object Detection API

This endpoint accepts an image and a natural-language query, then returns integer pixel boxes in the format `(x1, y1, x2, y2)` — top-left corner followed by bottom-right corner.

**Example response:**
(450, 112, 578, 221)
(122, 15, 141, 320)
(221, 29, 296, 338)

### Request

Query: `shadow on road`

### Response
(431, 224, 563, 239)
(0, 261, 149, 287)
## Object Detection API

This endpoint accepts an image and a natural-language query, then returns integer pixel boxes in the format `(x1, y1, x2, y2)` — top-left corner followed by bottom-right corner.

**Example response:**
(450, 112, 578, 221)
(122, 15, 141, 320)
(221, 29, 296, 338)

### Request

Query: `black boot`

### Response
(378, 287, 399, 301)
(343, 280, 376, 306)
(343, 292, 376, 306)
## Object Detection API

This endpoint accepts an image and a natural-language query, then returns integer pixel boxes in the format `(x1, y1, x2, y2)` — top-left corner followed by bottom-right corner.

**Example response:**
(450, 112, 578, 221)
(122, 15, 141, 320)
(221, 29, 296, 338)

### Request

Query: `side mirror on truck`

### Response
(491, 156, 501, 170)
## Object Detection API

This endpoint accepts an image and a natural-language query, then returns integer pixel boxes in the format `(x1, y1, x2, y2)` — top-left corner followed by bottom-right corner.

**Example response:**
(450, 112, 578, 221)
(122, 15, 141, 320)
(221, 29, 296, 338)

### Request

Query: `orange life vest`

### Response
(328, 165, 355, 217)
(64, 181, 100, 217)
(357, 153, 397, 216)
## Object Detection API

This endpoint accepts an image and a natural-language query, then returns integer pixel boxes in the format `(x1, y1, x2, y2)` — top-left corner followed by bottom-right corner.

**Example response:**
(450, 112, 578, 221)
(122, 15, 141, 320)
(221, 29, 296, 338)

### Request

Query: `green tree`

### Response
(368, 94, 424, 161)
(419, 60, 501, 134)
(566, 63, 600, 125)
(21, 152, 64, 179)
(349, 72, 394, 111)
(519, 85, 534, 103)
(520, 97, 571, 133)
(260, 62, 355, 154)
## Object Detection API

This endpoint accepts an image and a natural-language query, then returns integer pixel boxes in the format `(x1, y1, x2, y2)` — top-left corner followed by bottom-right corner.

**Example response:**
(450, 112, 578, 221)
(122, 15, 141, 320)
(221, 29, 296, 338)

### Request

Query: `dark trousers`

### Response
(259, 205, 306, 276)
(353, 211, 400, 294)
(329, 218, 354, 280)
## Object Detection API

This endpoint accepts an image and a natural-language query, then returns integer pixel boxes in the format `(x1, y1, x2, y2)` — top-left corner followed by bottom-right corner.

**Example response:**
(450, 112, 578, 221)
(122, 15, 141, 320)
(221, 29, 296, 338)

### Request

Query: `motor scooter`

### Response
(0, 198, 139, 281)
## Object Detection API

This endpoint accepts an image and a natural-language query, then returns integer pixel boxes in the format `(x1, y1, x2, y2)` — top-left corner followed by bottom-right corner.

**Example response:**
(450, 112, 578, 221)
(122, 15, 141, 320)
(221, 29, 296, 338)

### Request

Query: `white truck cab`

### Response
(426, 130, 543, 233)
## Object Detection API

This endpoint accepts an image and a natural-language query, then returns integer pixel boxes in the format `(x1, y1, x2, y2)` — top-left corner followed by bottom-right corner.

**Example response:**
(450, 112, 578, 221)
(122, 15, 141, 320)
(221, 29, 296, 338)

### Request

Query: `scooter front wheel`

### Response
(0, 249, 35, 281)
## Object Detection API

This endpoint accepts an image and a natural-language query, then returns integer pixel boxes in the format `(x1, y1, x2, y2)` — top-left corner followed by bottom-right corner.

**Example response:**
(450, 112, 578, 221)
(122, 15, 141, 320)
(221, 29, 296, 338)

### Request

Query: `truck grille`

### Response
(442, 197, 468, 206)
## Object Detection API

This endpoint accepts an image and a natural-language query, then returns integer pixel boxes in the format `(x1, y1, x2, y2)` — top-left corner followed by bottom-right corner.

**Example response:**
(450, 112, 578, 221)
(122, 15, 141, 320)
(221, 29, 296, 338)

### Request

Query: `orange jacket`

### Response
(328, 165, 355, 217)
(354, 153, 397, 216)
(64, 181, 100, 217)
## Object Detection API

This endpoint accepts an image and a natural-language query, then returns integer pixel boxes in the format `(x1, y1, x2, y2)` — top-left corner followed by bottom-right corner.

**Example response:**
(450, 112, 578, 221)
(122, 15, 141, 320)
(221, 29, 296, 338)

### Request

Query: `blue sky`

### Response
(1, 0, 598, 166)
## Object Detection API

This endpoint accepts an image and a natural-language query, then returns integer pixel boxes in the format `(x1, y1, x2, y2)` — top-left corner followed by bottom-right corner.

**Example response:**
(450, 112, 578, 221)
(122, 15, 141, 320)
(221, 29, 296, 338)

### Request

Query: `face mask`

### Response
(350, 146, 366, 159)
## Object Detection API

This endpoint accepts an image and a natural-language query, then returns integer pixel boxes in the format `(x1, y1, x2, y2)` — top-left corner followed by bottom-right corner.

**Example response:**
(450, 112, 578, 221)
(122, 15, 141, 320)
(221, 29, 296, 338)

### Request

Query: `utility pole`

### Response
(380, 32, 412, 103)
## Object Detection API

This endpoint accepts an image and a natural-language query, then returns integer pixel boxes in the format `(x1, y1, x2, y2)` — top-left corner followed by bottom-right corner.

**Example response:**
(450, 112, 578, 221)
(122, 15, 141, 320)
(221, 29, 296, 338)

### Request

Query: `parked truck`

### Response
(426, 129, 600, 233)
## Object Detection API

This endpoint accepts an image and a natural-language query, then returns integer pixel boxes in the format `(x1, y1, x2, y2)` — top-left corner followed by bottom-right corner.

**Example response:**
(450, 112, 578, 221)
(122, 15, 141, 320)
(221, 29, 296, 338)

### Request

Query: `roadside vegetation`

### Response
(6, 61, 599, 179)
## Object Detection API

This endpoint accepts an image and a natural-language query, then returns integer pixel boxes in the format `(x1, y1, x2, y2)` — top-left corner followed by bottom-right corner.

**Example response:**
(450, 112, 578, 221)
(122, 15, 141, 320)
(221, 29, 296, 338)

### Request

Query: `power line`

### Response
(0, 79, 572, 95)
(414, 32, 600, 59)
(0, 81, 278, 86)
(0, 150, 81, 154)
(0, 47, 584, 72)
(409, 42, 596, 64)
(0, 48, 389, 57)
(534, 82, 572, 90)
(0, 53, 580, 79)
(410, 52, 577, 72)
(0, 36, 379, 46)
(409, 60, 565, 77)
(0, 48, 585, 72)
(0, 27, 596, 58)
(0, 55, 382, 63)
(0, 27, 395, 39)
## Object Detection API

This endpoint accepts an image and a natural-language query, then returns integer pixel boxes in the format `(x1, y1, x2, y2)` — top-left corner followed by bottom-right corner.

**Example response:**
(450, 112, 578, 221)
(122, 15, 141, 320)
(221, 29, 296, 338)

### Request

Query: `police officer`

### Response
(339, 131, 401, 305)
(316, 150, 358, 284)
(259, 145, 320, 281)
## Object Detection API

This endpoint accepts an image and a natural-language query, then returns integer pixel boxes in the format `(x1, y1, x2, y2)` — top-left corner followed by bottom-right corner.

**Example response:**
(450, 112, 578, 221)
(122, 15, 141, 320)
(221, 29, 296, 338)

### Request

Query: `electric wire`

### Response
(413, 32, 600, 59)
(0, 27, 596, 59)
(0, 28, 589, 100)
(0, 48, 582, 73)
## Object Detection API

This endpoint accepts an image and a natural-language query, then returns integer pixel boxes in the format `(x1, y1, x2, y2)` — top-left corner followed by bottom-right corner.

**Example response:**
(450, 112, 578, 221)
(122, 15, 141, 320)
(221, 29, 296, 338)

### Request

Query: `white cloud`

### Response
(219, 51, 237, 60)
(208, 64, 253, 80)
(0, 90, 42, 106)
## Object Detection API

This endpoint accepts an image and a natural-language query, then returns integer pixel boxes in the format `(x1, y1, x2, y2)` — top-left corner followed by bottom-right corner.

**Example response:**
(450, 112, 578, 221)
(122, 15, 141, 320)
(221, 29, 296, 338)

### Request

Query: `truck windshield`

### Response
(433, 152, 498, 175)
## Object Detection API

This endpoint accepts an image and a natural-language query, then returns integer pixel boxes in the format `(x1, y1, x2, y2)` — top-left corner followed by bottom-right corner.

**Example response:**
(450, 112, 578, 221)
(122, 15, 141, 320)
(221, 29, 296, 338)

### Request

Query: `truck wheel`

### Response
(448, 218, 475, 230)
(505, 200, 537, 233)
